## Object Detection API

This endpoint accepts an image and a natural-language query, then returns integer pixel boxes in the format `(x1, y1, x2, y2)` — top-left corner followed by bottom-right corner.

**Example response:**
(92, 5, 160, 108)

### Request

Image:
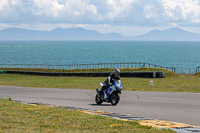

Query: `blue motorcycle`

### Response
(95, 80, 123, 106)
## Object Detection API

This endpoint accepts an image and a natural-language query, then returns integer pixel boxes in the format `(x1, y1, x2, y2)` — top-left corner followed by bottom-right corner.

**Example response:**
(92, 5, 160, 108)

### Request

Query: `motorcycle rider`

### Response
(98, 68, 120, 99)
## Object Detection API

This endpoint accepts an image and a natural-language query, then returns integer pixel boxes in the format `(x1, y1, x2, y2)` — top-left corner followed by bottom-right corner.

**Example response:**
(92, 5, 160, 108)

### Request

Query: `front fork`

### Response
(96, 88, 100, 94)
(104, 88, 112, 102)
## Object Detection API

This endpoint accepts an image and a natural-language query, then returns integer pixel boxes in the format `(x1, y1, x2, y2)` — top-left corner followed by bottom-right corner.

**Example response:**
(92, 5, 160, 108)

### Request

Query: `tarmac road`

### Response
(0, 85, 200, 126)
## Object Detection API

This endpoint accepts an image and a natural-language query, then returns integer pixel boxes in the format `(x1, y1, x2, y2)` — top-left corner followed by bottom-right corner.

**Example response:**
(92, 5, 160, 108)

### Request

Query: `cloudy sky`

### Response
(0, 0, 200, 36)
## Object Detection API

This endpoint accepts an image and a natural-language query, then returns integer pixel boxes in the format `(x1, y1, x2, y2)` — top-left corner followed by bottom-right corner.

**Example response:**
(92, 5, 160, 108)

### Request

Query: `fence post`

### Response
(196, 67, 199, 74)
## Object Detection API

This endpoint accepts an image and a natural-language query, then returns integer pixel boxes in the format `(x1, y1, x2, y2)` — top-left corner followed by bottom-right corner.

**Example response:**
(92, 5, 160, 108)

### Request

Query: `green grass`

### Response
(0, 99, 173, 132)
(0, 73, 200, 92)
(123, 75, 200, 92)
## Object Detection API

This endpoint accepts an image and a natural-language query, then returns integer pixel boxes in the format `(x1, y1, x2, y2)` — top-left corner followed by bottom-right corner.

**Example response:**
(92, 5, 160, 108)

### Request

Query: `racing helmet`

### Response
(114, 68, 120, 76)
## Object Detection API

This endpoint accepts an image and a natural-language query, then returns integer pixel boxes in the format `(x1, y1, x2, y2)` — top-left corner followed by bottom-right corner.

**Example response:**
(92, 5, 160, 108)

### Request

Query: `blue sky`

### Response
(0, 0, 200, 36)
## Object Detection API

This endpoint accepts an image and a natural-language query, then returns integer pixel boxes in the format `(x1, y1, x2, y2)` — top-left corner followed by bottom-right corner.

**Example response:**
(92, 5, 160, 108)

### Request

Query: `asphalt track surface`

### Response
(1, 85, 200, 126)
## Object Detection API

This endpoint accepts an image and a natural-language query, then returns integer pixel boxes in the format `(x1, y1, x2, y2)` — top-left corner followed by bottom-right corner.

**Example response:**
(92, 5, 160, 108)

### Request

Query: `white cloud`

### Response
(1, 0, 200, 25)
(0, 0, 21, 20)
(10, 0, 21, 5)
(30, 0, 98, 21)
(106, 0, 136, 20)
(64, 0, 98, 19)
(0, 23, 12, 30)
(144, 4, 159, 19)
(0, 0, 8, 11)
(32, 0, 64, 17)
(0, 0, 200, 36)
(160, 0, 200, 23)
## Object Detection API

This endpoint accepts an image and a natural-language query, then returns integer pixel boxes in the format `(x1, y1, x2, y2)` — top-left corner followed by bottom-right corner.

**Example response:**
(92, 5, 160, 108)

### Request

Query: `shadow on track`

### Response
(89, 104, 113, 106)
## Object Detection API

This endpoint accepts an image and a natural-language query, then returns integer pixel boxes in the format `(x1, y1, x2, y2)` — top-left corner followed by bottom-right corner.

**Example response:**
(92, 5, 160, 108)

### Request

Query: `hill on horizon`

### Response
(0, 27, 200, 41)
(128, 28, 200, 41)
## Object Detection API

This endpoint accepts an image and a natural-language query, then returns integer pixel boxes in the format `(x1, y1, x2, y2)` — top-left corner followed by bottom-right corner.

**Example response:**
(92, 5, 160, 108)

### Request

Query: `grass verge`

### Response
(0, 73, 200, 93)
(0, 98, 173, 132)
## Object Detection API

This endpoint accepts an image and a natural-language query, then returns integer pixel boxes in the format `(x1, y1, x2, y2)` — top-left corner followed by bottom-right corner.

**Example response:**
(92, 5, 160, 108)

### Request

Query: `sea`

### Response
(0, 41, 200, 73)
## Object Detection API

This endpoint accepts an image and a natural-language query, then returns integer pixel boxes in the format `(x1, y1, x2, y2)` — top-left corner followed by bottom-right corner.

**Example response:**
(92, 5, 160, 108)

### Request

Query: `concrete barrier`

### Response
(5, 71, 165, 78)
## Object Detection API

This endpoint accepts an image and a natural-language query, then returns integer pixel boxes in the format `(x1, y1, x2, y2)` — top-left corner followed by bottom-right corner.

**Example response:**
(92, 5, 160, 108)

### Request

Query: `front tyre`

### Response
(95, 94, 103, 105)
(110, 93, 120, 106)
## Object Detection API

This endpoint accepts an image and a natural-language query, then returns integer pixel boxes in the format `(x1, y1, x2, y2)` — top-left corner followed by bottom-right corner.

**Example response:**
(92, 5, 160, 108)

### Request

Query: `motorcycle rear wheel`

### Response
(95, 94, 103, 105)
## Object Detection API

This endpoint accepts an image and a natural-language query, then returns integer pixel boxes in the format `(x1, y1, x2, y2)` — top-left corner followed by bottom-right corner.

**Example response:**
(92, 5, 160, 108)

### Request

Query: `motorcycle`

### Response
(95, 80, 123, 106)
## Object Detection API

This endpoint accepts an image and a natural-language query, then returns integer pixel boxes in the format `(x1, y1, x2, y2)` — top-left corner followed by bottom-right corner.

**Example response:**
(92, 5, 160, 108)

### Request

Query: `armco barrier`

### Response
(5, 71, 165, 78)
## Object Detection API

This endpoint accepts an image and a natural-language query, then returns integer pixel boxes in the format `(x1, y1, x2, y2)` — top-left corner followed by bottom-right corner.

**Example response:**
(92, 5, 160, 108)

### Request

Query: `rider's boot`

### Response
(99, 86, 106, 100)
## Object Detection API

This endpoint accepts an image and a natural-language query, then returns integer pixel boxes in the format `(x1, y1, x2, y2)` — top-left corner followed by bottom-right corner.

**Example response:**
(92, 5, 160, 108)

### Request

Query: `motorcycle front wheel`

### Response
(110, 93, 120, 106)
(95, 94, 103, 105)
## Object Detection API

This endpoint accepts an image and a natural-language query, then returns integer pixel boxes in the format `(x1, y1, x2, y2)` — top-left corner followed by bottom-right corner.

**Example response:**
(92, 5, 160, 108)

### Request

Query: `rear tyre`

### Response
(95, 94, 103, 105)
(110, 93, 120, 106)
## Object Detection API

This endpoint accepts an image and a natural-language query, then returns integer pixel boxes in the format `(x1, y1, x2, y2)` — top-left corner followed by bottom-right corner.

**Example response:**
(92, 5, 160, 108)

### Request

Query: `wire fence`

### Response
(0, 62, 199, 74)
(0, 62, 175, 71)
(175, 68, 197, 74)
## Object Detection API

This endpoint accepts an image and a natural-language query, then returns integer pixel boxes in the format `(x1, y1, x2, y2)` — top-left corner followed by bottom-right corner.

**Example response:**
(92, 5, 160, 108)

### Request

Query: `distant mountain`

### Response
(128, 28, 200, 41)
(0, 27, 124, 40)
(0, 27, 200, 41)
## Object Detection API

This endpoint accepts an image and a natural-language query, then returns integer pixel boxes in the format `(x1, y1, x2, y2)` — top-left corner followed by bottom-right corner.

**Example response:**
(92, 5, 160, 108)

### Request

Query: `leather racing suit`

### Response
(99, 72, 120, 97)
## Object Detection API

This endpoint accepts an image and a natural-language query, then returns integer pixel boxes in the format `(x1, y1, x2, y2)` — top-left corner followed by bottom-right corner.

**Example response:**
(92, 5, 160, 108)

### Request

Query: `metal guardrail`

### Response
(0, 62, 175, 72)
